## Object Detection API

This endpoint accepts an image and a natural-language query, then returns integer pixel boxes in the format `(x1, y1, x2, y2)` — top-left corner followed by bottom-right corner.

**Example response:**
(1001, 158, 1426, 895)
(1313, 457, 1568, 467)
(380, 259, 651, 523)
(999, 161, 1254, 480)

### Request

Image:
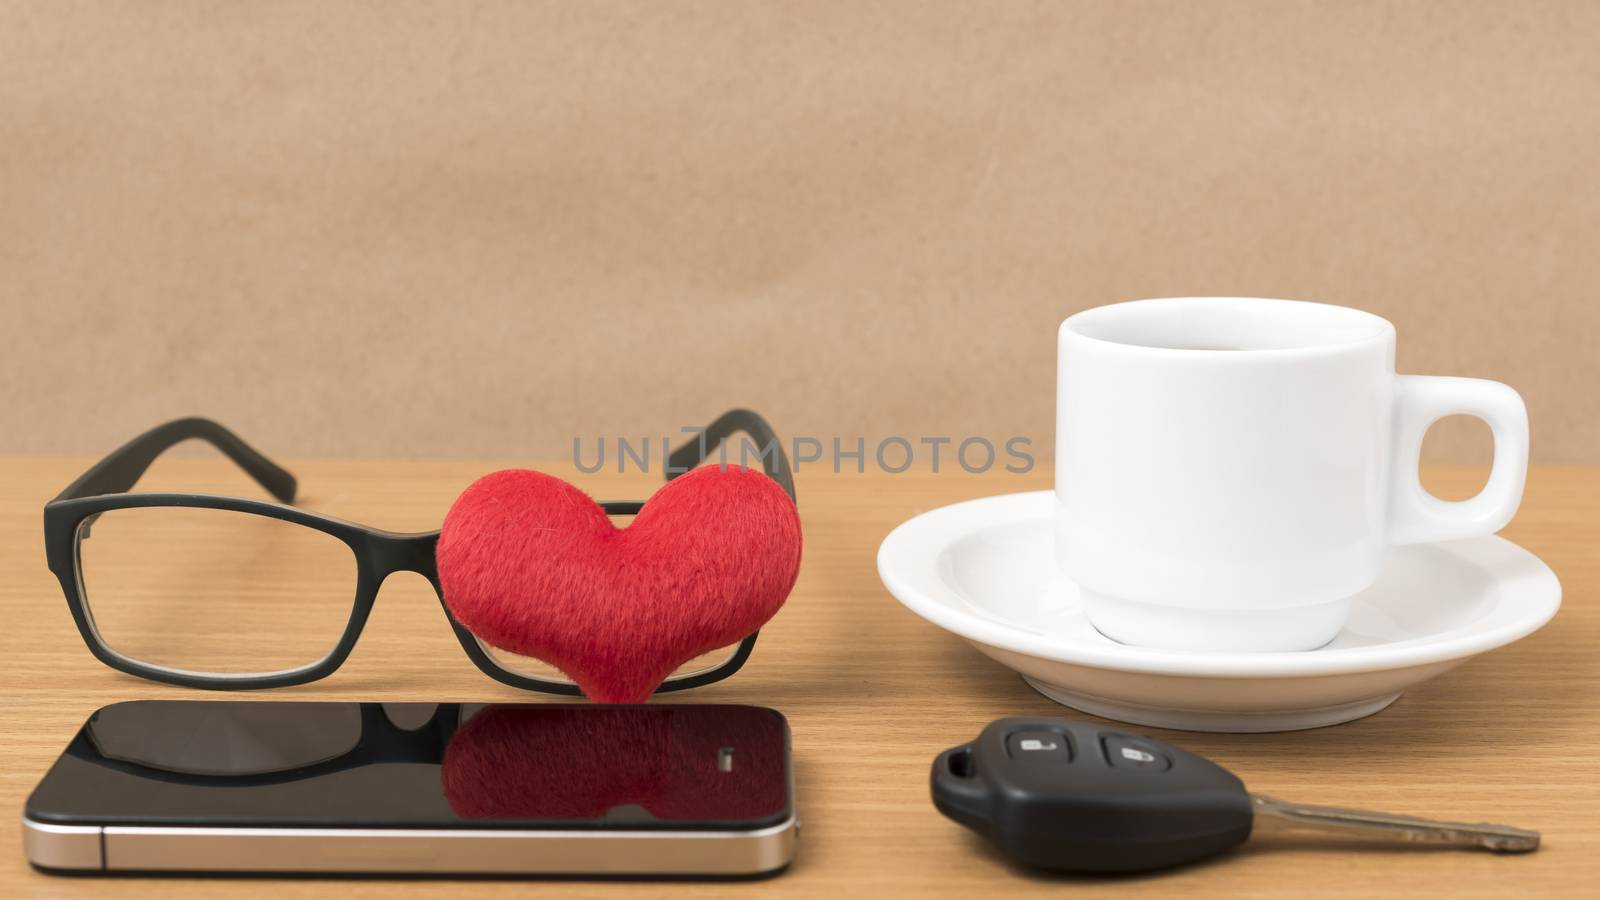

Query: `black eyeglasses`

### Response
(44, 410, 795, 694)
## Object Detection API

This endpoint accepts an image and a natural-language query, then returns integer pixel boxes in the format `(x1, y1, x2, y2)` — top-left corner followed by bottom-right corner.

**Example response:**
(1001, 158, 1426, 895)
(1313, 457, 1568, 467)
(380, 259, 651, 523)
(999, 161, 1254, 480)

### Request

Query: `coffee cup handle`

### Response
(1387, 375, 1529, 545)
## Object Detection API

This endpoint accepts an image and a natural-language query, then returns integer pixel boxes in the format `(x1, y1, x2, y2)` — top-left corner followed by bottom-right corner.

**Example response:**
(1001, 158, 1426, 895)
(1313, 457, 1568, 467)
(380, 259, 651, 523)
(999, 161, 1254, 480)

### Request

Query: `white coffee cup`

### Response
(1055, 297, 1528, 652)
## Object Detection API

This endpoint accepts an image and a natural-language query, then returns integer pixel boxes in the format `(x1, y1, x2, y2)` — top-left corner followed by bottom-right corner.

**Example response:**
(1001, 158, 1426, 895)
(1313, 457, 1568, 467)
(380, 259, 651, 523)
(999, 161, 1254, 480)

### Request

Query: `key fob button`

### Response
(1006, 730, 1072, 761)
(1102, 735, 1171, 771)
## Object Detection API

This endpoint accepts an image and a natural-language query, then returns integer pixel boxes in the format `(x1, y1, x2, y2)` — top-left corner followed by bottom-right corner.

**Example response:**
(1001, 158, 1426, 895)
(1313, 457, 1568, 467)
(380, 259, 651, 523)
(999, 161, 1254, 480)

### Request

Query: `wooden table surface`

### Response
(1, 455, 1595, 899)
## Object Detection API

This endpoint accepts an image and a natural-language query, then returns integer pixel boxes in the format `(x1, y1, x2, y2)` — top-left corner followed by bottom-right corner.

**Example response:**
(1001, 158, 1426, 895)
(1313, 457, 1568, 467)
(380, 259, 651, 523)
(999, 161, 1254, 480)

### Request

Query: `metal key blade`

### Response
(1250, 794, 1540, 853)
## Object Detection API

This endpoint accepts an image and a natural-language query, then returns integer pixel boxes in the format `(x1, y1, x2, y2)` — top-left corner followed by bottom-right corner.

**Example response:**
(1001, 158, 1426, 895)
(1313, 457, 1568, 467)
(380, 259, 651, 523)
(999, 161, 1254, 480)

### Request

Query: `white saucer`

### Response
(878, 491, 1560, 732)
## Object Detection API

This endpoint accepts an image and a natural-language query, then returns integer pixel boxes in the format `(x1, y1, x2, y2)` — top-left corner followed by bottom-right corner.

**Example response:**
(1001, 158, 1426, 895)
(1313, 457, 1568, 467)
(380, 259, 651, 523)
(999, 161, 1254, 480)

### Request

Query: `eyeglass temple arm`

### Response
(665, 409, 796, 503)
(54, 417, 297, 503)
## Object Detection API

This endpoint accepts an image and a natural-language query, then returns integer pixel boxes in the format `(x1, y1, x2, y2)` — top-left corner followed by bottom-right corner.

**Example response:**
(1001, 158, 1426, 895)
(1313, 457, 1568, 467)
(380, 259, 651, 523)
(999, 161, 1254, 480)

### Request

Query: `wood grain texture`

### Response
(1, 456, 1596, 898)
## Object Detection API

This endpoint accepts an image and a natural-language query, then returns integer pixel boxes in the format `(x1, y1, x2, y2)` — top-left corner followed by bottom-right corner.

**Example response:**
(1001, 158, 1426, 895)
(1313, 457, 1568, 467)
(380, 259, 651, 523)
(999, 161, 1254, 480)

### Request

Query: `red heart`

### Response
(437, 465, 801, 702)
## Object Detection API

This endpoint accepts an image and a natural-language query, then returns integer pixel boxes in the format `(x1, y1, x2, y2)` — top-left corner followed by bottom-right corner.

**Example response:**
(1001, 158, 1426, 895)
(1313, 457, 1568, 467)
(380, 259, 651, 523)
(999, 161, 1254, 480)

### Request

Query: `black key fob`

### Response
(931, 717, 1253, 873)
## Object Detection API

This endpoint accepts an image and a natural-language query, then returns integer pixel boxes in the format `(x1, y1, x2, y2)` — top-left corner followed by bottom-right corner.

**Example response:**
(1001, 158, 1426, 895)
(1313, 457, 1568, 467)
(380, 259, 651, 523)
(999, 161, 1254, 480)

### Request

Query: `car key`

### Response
(931, 717, 1539, 873)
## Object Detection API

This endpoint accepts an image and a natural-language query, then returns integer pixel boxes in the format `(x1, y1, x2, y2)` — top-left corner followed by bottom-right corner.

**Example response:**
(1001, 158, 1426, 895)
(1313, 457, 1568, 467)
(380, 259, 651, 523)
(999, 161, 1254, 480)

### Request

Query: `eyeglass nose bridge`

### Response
(365, 530, 441, 582)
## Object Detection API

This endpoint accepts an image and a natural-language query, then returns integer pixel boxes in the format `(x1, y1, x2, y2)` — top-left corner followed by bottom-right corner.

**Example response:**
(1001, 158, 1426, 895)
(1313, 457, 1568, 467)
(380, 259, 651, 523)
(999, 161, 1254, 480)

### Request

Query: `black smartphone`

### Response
(24, 701, 796, 877)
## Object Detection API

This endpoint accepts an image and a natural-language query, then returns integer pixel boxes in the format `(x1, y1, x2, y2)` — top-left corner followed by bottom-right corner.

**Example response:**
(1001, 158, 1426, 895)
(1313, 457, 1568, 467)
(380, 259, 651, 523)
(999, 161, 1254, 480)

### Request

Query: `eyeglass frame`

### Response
(43, 410, 796, 694)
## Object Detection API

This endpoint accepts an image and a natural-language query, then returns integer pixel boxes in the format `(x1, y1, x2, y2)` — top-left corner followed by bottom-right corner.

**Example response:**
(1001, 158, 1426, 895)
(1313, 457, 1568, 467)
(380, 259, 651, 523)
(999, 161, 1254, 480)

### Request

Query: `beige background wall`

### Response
(2, 1, 1596, 462)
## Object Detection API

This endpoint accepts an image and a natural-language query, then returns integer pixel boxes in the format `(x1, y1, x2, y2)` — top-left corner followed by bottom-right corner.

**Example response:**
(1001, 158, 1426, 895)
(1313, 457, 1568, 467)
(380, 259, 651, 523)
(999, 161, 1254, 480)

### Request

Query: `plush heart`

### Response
(436, 465, 801, 702)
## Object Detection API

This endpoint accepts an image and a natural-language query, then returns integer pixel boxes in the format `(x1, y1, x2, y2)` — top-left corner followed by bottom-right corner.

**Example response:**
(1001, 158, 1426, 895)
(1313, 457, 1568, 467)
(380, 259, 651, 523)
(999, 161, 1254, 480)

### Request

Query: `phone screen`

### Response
(27, 701, 791, 831)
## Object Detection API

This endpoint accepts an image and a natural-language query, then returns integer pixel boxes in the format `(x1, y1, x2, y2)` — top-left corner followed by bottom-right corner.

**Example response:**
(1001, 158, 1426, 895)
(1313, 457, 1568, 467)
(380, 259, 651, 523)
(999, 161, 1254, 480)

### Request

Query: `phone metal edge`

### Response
(21, 818, 102, 871)
(23, 813, 798, 876)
